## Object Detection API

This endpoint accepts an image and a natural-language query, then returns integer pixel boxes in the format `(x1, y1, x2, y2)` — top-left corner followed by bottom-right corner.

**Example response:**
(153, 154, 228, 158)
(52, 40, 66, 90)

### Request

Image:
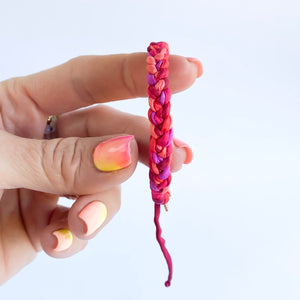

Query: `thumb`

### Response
(0, 131, 137, 195)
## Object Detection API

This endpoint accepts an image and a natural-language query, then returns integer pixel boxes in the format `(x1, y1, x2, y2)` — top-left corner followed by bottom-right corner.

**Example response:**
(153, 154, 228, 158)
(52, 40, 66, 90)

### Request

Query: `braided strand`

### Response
(147, 41, 173, 287)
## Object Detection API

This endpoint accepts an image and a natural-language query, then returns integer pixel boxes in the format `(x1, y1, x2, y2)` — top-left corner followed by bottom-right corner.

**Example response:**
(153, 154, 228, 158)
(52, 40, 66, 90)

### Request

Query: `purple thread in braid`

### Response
(158, 166, 171, 180)
(150, 112, 158, 125)
(159, 91, 166, 105)
(166, 128, 173, 146)
(147, 74, 157, 85)
(156, 60, 163, 69)
(153, 152, 163, 164)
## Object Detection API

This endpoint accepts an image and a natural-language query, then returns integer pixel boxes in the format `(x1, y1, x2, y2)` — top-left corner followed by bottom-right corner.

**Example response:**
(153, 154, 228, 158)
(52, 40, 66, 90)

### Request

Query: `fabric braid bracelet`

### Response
(147, 41, 173, 287)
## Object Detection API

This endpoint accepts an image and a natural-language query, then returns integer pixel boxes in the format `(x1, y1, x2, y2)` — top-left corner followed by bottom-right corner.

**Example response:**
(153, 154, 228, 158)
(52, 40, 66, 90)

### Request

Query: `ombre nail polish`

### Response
(93, 135, 133, 172)
(53, 229, 73, 252)
(78, 201, 107, 236)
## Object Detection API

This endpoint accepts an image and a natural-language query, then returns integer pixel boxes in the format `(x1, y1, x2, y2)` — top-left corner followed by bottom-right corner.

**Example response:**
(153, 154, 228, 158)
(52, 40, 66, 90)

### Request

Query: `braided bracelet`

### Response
(147, 42, 173, 287)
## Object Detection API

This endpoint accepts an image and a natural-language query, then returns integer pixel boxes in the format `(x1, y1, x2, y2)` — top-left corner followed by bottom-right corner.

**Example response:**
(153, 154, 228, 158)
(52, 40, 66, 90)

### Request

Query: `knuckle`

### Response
(121, 55, 137, 98)
(41, 137, 82, 192)
(68, 56, 94, 105)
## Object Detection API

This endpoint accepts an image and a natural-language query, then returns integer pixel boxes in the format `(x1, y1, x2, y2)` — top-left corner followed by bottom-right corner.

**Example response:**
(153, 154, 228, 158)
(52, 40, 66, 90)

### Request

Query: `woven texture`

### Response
(147, 41, 173, 205)
(147, 41, 173, 287)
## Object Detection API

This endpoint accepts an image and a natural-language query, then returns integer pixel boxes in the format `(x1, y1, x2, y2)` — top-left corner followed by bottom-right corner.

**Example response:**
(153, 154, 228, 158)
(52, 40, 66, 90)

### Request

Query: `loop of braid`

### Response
(147, 42, 173, 287)
(147, 41, 173, 205)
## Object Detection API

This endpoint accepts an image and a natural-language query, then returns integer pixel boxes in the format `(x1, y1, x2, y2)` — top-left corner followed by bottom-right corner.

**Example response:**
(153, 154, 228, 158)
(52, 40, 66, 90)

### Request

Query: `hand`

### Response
(0, 53, 202, 284)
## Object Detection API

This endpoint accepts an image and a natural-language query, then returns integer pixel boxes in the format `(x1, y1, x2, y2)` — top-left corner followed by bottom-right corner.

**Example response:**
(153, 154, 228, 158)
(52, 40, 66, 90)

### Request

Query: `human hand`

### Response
(0, 53, 202, 284)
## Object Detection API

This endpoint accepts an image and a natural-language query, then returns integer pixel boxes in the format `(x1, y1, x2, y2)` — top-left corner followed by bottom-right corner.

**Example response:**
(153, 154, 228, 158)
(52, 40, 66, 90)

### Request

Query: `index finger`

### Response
(10, 53, 203, 115)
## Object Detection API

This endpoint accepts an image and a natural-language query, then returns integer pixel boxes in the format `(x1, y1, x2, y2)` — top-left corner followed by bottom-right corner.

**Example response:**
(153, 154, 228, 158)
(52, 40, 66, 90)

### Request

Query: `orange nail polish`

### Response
(186, 57, 203, 78)
(93, 135, 133, 172)
(53, 229, 73, 252)
(173, 137, 193, 164)
(78, 201, 107, 236)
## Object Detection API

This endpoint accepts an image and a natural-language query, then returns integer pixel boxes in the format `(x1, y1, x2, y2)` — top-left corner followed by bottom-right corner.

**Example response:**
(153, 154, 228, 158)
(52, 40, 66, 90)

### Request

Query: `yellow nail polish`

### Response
(93, 135, 133, 172)
(53, 229, 73, 252)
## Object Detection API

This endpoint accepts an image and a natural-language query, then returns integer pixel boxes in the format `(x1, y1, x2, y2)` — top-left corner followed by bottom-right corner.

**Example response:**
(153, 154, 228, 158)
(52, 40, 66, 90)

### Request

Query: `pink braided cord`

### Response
(147, 41, 173, 205)
(147, 41, 173, 287)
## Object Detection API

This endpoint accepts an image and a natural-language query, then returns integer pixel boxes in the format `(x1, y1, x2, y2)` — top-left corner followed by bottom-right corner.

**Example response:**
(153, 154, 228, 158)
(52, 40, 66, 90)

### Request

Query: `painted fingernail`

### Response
(53, 229, 73, 252)
(186, 57, 203, 78)
(173, 137, 193, 164)
(93, 135, 133, 172)
(78, 201, 107, 236)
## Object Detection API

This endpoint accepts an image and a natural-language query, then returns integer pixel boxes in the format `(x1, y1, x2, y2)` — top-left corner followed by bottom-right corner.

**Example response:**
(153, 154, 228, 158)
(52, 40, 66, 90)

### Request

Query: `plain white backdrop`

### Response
(0, 0, 300, 299)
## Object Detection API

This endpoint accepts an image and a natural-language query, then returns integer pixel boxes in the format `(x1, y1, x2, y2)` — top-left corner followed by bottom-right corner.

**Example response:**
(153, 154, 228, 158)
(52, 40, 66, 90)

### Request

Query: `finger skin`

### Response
(0, 189, 37, 282)
(57, 105, 189, 172)
(0, 130, 138, 195)
(12, 53, 201, 115)
(18, 190, 59, 252)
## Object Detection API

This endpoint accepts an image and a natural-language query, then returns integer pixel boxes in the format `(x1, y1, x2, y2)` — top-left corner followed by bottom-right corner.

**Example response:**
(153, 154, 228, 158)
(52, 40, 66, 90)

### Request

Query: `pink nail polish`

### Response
(52, 229, 73, 252)
(186, 57, 203, 78)
(93, 135, 133, 172)
(173, 137, 193, 164)
(78, 201, 107, 236)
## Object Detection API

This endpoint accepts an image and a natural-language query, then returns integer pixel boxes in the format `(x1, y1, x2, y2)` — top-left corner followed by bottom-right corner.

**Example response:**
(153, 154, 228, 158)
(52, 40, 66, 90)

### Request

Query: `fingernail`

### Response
(52, 229, 73, 252)
(93, 135, 133, 172)
(173, 137, 193, 164)
(186, 57, 203, 78)
(78, 201, 107, 236)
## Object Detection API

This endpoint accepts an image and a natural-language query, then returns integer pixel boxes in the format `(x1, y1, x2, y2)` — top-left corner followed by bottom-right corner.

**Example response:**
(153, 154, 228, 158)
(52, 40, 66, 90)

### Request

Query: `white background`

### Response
(1, 0, 300, 299)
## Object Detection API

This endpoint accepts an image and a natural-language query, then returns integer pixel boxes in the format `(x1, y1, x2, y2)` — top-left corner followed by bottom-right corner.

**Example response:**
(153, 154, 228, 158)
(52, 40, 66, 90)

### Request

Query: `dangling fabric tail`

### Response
(154, 203, 173, 287)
